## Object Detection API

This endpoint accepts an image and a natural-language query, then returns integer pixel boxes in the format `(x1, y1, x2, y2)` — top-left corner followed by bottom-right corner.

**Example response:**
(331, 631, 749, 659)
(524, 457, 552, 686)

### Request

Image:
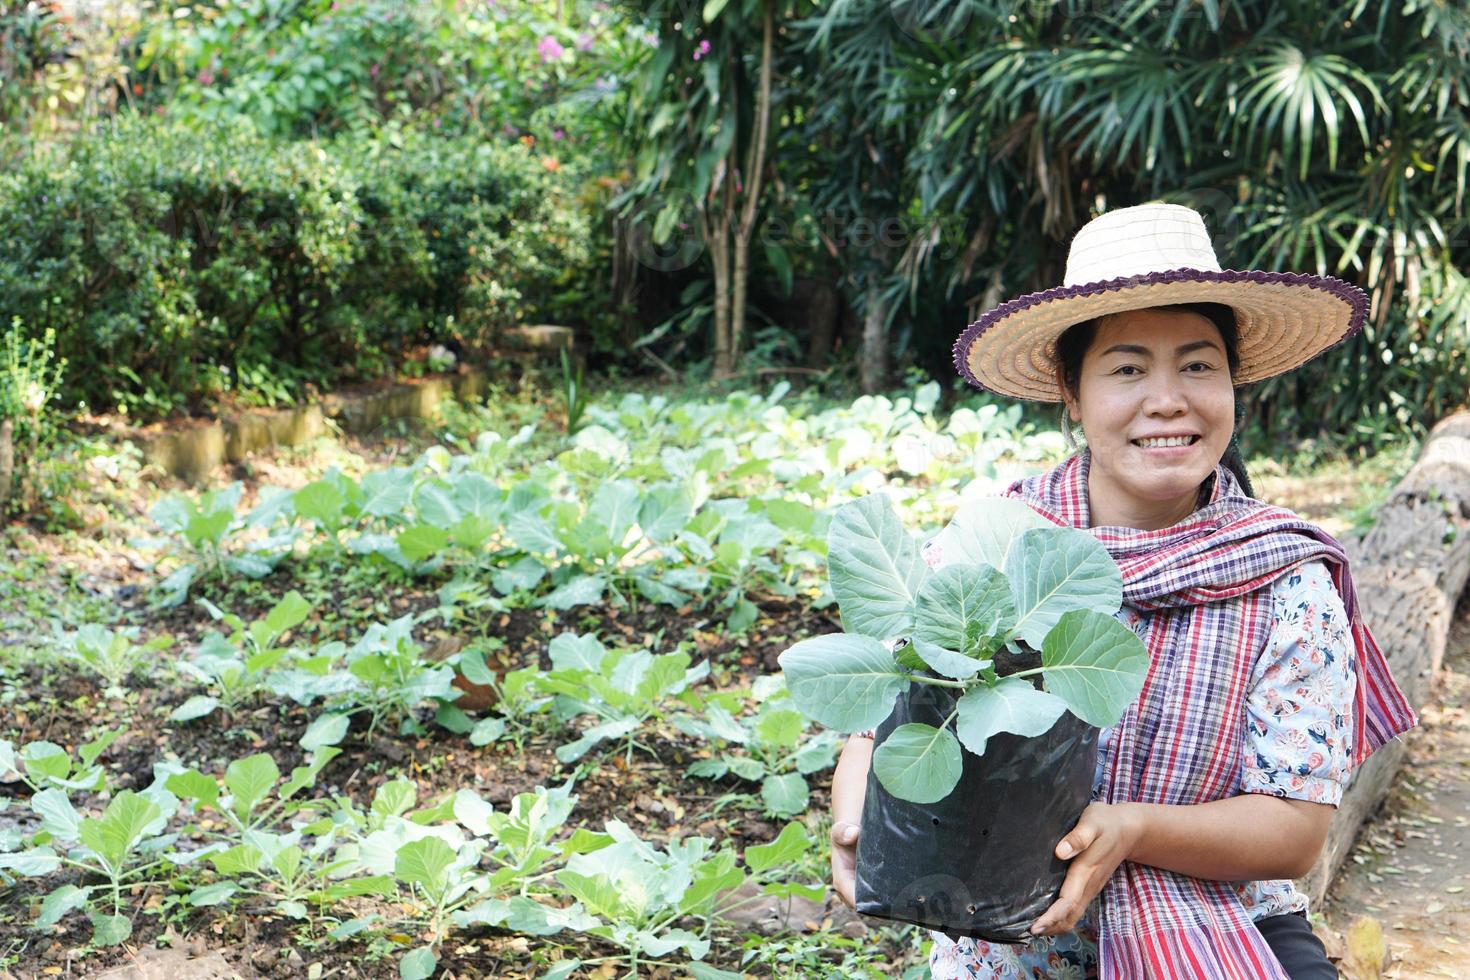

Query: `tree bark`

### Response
(0, 418, 12, 511)
(859, 279, 889, 394)
(729, 0, 776, 373)
(1301, 411, 1470, 905)
(804, 277, 839, 365)
(706, 203, 733, 378)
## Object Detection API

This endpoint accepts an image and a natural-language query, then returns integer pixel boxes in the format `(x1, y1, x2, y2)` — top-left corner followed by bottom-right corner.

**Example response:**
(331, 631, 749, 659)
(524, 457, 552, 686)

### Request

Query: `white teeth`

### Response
(1134, 436, 1194, 448)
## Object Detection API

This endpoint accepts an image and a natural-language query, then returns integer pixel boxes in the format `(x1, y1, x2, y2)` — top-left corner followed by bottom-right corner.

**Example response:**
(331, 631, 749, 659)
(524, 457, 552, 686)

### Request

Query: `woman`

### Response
(827, 203, 1418, 979)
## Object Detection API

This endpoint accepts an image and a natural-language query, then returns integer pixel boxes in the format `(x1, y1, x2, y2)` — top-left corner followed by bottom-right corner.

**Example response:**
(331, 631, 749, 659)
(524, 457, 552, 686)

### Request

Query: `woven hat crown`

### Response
(1063, 203, 1222, 286)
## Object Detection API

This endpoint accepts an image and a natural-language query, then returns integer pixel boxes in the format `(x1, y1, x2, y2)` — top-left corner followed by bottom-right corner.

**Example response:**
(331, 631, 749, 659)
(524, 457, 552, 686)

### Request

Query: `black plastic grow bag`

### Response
(854, 664, 1099, 943)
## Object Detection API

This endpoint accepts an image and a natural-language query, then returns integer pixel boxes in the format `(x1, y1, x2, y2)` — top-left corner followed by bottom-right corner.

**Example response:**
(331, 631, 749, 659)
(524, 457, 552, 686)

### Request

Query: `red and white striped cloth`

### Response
(1004, 450, 1416, 979)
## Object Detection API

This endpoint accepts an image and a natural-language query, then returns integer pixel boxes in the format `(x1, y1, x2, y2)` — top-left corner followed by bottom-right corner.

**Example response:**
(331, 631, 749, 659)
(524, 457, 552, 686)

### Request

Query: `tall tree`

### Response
(616, 0, 791, 378)
(797, 0, 1470, 443)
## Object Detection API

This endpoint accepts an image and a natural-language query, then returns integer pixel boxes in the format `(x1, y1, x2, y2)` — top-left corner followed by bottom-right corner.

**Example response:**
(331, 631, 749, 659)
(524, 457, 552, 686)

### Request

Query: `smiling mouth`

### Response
(1131, 435, 1201, 448)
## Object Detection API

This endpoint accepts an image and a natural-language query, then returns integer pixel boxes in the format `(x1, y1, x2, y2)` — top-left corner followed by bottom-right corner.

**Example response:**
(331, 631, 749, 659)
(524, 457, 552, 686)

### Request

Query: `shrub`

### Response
(0, 118, 596, 418)
(0, 322, 67, 516)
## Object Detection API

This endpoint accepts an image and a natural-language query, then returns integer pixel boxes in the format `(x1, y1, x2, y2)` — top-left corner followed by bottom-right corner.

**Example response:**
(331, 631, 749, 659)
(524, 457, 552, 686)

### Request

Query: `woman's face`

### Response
(1060, 307, 1235, 525)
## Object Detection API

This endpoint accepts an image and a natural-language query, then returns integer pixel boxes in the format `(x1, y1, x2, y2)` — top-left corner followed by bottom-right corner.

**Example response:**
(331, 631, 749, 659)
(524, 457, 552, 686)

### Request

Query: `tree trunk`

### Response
(729, 0, 776, 371)
(0, 418, 12, 511)
(1301, 411, 1470, 905)
(708, 215, 733, 378)
(731, 236, 750, 376)
(859, 280, 889, 394)
(805, 278, 839, 365)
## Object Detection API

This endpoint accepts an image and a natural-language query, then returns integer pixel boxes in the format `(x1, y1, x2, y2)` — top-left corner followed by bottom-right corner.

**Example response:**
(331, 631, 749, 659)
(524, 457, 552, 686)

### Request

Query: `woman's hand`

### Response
(830, 820, 860, 908)
(1029, 802, 1144, 937)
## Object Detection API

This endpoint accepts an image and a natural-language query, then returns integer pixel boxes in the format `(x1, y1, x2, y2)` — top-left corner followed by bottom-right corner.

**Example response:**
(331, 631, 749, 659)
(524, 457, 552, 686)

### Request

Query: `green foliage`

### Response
(146, 481, 298, 606)
(55, 623, 172, 694)
(135, 0, 637, 146)
(0, 119, 594, 418)
(0, 2, 137, 145)
(560, 347, 588, 435)
(139, 380, 1058, 637)
(456, 655, 553, 752)
(537, 632, 709, 765)
(794, 0, 1470, 449)
(779, 492, 1149, 804)
(0, 745, 179, 947)
(555, 821, 729, 967)
(0, 323, 64, 425)
(674, 679, 842, 819)
(341, 615, 459, 736)
(0, 323, 69, 515)
(173, 590, 315, 718)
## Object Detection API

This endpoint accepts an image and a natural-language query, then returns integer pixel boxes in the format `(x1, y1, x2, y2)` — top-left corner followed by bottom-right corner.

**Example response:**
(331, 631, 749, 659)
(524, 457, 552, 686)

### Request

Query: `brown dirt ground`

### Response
(0, 429, 878, 978)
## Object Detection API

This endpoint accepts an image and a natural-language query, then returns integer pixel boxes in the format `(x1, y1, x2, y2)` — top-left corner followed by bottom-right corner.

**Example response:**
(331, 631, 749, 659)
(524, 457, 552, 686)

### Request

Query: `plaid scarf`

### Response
(1005, 450, 1417, 980)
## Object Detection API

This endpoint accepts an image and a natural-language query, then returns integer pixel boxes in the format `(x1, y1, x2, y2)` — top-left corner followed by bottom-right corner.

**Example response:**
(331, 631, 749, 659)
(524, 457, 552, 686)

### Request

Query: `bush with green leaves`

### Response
(674, 678, 842, 819)
(0, 118, 596, 418)
(535, 632, 709, 765)
(779, 494, 1149, 804)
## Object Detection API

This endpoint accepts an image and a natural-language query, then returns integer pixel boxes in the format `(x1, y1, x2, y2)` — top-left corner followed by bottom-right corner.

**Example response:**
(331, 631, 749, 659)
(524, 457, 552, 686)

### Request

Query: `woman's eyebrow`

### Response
(1098, 340, 1223, 357)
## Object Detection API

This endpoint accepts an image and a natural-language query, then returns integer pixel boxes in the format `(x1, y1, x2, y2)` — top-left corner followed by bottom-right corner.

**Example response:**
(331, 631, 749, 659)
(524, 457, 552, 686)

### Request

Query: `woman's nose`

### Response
(1141, 377, 1189, 415)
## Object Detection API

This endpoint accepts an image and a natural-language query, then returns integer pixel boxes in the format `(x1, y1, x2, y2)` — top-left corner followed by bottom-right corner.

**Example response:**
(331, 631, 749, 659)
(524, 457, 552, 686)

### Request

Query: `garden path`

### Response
(1320, 591, 1470, 979)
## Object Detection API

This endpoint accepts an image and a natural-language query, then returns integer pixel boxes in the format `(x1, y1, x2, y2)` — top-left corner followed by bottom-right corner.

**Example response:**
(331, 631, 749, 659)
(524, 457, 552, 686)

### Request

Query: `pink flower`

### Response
(538, 35, 564, 62)
(369, 63, 380, 78)
(552, 127, 565, 140)
(576, 32, 595, 51)
(197, 70, 215, 86)
(692, 39, 711, 61)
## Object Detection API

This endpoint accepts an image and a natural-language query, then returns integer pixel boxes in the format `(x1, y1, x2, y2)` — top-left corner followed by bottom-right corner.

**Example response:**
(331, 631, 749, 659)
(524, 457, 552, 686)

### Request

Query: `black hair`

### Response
(1053, 302, 1256, 500)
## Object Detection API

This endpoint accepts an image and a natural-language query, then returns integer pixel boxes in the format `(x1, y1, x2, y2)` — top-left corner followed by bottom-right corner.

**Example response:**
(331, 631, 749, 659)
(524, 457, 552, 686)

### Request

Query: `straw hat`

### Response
(951, 202, 1369, 402)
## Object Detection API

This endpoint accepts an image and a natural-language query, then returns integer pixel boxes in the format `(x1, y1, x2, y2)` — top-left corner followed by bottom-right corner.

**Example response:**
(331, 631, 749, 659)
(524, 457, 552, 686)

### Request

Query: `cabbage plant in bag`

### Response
(776, 493, 1150, 940)
(779, 493, 1147, 802)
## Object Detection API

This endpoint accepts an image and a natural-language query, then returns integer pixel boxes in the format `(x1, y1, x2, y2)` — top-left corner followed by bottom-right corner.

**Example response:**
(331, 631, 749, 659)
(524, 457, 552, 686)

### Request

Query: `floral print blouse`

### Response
(925, 560, 1358, 980)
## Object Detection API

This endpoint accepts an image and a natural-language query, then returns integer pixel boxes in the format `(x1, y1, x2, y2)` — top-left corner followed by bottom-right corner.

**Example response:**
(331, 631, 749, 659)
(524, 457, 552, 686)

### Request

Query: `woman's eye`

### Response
(1113, 365, 1142, 376)
(1184, 362, 1214, 373)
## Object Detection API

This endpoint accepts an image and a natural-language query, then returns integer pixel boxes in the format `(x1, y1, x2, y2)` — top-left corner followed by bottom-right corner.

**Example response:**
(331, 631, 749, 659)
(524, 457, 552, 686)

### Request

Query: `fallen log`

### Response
(1301, 410, 1470, 905)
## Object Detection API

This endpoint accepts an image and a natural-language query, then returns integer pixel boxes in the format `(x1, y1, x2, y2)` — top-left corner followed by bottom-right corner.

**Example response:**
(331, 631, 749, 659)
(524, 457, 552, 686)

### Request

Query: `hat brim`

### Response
(952, 268, 1368, 403)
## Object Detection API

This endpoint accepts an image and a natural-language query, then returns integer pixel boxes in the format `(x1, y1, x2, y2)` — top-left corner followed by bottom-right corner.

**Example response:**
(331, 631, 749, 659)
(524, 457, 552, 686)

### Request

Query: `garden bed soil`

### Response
(0, 441, 869, 977)
(0, 426, 1437, 978)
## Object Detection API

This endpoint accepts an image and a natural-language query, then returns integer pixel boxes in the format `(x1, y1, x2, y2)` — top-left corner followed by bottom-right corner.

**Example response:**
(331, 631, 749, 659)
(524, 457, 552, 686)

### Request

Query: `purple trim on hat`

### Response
(951, 268, 1370, 397)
